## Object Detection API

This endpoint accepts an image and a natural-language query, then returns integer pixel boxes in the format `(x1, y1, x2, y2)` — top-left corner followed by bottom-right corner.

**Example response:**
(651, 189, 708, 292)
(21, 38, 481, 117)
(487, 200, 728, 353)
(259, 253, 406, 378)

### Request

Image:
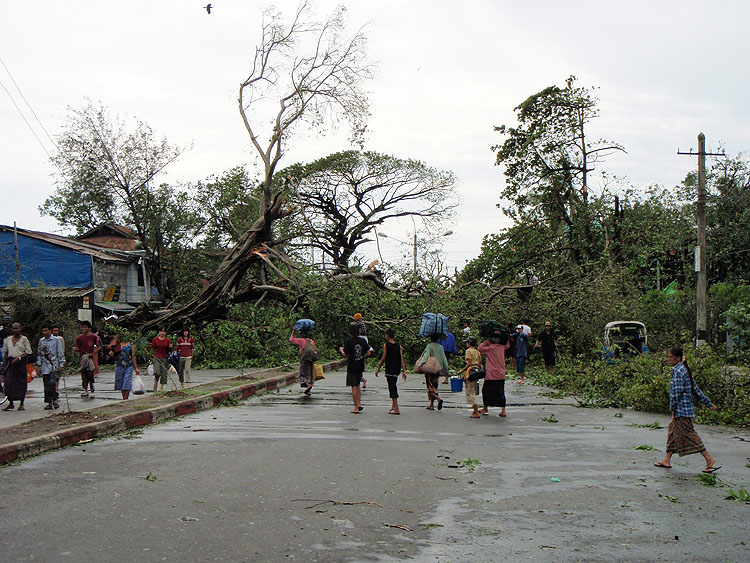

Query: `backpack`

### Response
(301, 339, 319, 362)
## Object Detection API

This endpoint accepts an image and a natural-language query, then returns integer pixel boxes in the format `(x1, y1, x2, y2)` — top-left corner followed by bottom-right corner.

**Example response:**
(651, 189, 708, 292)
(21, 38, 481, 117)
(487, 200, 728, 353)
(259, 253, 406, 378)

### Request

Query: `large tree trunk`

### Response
(119, 193, 290, 331)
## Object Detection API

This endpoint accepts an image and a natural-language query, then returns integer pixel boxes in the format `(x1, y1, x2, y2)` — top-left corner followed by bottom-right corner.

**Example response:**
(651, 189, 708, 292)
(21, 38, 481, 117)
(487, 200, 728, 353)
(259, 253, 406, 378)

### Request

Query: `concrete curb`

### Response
(0, 359, 347, 465)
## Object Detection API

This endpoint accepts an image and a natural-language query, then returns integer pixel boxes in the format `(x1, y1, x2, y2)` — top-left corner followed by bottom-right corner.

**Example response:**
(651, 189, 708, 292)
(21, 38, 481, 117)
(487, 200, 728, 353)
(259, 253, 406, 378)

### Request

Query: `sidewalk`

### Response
(0, 359, 347, 465)
(0, 365, 266, 429)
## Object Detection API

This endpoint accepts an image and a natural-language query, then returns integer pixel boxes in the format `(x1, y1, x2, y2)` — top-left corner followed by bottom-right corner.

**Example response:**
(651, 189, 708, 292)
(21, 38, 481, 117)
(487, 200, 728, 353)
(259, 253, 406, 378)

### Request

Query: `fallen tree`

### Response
(119, 2, 372, 330)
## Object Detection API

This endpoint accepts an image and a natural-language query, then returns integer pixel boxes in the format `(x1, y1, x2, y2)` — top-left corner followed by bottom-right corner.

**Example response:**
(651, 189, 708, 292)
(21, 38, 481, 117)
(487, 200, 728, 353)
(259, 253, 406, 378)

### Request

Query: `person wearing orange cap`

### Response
(352, 313, 371, 389)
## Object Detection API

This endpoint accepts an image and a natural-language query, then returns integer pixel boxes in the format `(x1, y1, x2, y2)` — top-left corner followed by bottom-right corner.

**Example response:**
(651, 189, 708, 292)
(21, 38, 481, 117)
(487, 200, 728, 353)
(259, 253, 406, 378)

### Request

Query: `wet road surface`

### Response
(2, 369, 749, 561)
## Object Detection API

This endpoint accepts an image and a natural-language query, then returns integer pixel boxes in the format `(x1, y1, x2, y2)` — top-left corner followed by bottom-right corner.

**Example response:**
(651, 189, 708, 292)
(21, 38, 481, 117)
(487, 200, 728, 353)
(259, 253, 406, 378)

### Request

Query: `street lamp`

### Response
(378, 229, 453, 276)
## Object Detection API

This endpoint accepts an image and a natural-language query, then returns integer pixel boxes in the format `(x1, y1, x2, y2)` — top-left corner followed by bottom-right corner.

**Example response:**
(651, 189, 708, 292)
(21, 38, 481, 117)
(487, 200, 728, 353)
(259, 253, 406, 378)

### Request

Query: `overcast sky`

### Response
(2, 0, 748, 272)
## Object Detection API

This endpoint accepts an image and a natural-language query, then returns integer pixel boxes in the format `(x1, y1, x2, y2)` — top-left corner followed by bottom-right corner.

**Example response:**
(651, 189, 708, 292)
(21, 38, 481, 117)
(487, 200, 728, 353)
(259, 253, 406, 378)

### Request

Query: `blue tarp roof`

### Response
(0, 230, 93, 288)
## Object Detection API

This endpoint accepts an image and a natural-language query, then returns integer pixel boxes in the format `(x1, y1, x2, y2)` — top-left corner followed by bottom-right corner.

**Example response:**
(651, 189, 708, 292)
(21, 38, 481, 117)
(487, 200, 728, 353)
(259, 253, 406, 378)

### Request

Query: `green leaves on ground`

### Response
(725, 488, 750, 502)
(634, 445, 657, 451)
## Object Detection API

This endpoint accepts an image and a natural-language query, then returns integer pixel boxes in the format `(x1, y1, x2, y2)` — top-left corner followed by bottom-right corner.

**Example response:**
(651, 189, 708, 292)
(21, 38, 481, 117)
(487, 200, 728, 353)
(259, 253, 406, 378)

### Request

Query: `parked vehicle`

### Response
(602, 321, 648, 361)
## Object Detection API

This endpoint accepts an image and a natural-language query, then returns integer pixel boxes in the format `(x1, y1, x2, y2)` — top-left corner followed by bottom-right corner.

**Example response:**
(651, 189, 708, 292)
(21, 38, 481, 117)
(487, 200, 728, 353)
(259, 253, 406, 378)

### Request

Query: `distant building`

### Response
(0, 224, 152, 323)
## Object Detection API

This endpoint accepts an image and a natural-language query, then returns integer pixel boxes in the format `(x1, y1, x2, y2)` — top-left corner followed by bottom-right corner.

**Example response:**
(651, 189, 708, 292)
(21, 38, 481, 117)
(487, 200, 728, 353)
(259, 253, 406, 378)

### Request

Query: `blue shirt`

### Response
(669, 361, 711, 418)
(437, 333, 458, 355)
(514, 332, 528, 358)
(36, 335, 65, 374)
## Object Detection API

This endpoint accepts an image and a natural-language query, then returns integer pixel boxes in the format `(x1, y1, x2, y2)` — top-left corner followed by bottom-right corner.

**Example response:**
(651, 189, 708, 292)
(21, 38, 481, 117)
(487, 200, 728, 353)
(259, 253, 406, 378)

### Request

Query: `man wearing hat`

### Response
(535, 321, 558, 372)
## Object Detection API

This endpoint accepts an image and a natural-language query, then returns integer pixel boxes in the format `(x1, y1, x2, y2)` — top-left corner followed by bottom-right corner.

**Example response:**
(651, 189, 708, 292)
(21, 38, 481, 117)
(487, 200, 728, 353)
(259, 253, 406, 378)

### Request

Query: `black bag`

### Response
(479, 320, 509, 344)
(467, 367, 486, 382)
(301, 339, 319, 362)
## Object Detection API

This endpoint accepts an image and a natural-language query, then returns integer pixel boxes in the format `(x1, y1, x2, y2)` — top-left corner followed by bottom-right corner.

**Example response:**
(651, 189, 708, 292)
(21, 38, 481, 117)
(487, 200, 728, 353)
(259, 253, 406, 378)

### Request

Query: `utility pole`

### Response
(678, 133, 725, 347)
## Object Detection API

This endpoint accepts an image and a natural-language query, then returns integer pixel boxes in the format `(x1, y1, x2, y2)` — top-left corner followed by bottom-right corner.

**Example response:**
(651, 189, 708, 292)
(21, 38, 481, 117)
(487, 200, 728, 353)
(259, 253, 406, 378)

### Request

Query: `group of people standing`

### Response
(0, 321, 196, 410)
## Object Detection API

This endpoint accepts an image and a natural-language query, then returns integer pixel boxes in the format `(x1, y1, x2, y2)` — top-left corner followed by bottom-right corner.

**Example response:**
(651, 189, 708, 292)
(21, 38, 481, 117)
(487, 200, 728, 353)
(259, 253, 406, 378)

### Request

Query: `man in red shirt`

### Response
(151, 328, 172, 391)
(73, 321, 99, 397)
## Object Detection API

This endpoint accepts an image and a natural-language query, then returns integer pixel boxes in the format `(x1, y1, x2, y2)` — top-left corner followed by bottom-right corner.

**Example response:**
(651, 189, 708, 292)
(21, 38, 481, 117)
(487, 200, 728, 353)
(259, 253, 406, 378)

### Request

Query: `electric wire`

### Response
(0, 78, 58, 167)
(0, 55, 58, 149)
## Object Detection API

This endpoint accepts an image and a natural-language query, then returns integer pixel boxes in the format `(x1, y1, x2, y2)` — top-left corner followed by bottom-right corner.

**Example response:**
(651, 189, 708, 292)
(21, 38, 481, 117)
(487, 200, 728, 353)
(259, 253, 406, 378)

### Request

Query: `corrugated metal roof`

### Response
(96, 301, 136, 312)
(0, 225, 133, 263)
(0, 286, 94, 297)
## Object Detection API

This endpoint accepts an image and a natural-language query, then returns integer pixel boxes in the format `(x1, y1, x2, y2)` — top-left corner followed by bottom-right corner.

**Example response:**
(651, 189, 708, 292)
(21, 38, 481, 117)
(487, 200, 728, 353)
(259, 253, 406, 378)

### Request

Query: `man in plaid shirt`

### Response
(655, 348, 720, 473)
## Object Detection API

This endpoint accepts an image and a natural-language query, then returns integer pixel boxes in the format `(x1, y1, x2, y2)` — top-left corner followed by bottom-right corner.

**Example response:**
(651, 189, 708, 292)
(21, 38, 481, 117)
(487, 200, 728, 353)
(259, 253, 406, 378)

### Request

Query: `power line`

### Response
(0, 77, 59, 169)
(0, 55, 58, 150)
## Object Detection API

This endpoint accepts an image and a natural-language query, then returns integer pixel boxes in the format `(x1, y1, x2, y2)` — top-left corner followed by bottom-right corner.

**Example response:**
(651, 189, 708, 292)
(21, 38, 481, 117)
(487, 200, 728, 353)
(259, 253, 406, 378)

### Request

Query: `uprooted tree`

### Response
(123, 2, 373, 330)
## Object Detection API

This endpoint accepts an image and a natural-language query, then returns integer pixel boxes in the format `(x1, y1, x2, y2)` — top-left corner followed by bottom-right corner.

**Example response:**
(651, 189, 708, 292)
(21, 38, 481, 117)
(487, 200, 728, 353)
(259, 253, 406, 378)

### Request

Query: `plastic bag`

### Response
(314, 364, 325, 380)
(132, 375, 145, 395)
(147, 363, 154, 377)
(419, 313, 449, 338)
(295, 318, 315, 332)
(27, 364, 37, 382)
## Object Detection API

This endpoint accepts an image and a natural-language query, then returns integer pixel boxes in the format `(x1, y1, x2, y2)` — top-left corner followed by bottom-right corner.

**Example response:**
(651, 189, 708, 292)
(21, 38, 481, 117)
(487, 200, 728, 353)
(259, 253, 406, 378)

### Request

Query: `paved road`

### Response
(2, 370, 749, 562)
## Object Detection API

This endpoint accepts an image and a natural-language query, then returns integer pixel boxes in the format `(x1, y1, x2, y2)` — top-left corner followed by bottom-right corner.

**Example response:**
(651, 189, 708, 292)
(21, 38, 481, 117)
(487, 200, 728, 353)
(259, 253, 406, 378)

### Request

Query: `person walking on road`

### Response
(351, 313, 372, 389)
(91, 326, 103, 378)
(177, 327, 194, 388)
(374, 328, 407, 415)
(289, 326, 317, 396)
(51, 325, 65, 394)
(654, 347, 720, 473)
(151, 328, 172, 392)
(110, 332, 139, 400)
(418, 335, 449, 411)
(2, 323, 33, 411)
(438, 331, 458, 384)
(73, 321, 99, 397)
(37, 323, 65, 409)
(512, 325, 529, 383)
(339, 323, 370, 413)
(455, 336, 483, 418)
(535, 321, 558, 372)
(478, 336, 511, 417)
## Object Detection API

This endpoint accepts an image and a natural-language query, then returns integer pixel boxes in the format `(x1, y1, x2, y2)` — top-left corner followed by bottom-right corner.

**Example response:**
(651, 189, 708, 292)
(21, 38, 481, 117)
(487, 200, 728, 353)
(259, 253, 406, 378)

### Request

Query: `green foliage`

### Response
(532, 345, 750, 425)
(725, 488, 750, 502)
(283, 150, 458, 272)
(455, 458, 482, 473)
(634, 445, 657, 451)
(697, 472, 718, 487)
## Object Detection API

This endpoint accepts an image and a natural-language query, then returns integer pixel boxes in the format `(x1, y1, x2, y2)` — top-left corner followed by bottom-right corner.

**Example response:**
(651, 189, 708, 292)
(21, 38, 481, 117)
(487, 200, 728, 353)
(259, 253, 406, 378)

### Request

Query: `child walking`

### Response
(455, 336, 483, 418)
(375, 328, 407, 415)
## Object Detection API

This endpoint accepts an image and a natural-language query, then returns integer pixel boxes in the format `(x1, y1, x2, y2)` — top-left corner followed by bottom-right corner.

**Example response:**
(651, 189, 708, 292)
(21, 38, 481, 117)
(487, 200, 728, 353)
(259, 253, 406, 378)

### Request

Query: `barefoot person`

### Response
(374, 328, 407, 415)
(1, 323, 32, 411)
(654, 347, 720, 473)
